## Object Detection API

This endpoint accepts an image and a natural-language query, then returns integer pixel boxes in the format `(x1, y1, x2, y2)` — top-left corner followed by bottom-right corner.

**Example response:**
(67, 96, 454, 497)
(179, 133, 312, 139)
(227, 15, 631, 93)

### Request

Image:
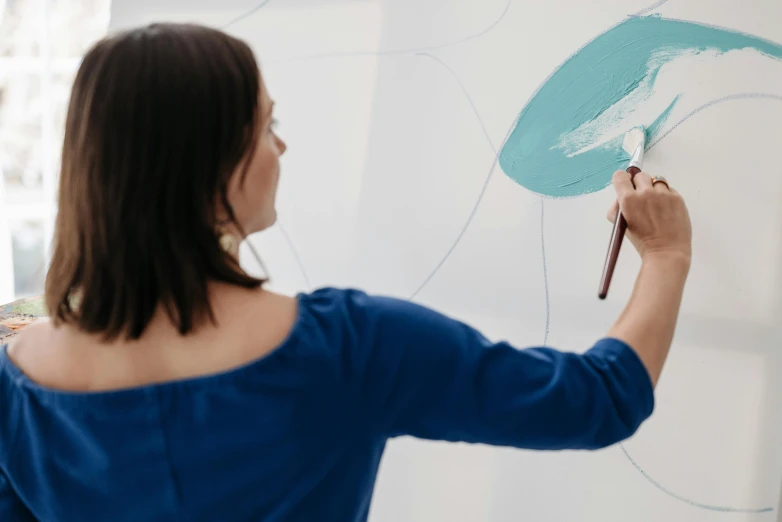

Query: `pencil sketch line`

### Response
(277, 221, 312, 291)
(409, 158, 497, 300)
(632, 0, 670, 17)
(280, 0, 512, 63)
(246, 237, 270, 279)
(648, 92, 782, 149)
(408, 53, 499, 299)
(620, 444, 773, 513)
(417, 53, 497, 155)
(540, 199, 550, 346)
(423, 0, 512, 53)
(221, 0, 272, 30)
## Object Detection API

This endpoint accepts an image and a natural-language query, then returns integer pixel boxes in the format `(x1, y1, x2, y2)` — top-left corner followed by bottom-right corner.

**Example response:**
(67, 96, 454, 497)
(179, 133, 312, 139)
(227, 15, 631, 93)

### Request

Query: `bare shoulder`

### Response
(1, 295, 52, 365)
(1, 288, 302, 391)
(214, 287, 299, 345)
(4, 317, 67, 389)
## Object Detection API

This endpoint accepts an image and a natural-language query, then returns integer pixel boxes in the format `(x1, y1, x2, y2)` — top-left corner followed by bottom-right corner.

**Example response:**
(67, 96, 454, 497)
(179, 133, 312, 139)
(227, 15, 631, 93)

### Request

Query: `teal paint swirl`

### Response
(499, 14, 782, 198)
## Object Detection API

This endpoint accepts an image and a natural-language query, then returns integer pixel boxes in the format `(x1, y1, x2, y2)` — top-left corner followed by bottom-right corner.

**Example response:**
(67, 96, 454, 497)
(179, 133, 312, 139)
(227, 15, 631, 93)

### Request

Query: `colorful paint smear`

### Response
(499, 14, 782, 198)
(0, 295, 45, 343)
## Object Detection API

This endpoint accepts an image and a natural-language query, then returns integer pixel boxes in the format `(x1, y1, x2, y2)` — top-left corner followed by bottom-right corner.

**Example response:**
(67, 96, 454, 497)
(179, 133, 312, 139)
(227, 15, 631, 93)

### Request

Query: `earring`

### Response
(67, 288, 83, 312)
(215, 221, 269, 281)
(217, 225, 239, 255)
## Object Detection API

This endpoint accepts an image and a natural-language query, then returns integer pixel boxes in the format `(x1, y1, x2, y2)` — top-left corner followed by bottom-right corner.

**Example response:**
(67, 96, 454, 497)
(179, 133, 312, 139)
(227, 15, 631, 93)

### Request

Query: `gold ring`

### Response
(651, 175, 670, 189)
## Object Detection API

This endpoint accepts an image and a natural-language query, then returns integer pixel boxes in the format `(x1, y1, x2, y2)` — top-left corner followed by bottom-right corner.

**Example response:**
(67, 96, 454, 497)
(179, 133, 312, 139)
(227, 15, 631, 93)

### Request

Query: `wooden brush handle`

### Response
(598, 166, 641, 299)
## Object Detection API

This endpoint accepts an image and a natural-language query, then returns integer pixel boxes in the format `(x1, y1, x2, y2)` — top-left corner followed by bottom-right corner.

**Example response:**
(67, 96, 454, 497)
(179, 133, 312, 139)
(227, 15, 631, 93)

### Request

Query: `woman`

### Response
(0, 24, 691, 521)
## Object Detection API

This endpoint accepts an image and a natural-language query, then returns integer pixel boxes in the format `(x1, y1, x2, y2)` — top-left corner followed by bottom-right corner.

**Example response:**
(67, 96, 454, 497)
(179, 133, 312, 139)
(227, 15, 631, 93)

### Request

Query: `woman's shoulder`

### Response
(297, 287, 454, 342)
(299, 287, 428, 322)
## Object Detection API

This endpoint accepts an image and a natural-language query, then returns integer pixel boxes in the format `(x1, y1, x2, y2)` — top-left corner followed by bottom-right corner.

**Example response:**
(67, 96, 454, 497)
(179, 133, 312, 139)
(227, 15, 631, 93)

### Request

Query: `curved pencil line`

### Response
(277, 221, 312, 291)
(619, 445, 773, 513)
(632, 0, 670, 17)
(648, 92, 782, 149)
(540, 199, 550, 346)
(280, 0, 512, 63)
(408, 53, 499, 299)
(409, 159, 497, 300)
(221, 0, 272, 30)
(245, 238, 270, 279)
(416, 53, 497, 155)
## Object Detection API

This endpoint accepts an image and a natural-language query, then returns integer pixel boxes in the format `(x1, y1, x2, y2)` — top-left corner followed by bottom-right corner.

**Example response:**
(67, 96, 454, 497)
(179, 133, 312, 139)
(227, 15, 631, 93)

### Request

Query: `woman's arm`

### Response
(337, 290, 654, 450)
(608, 252, 689, 387)
(606, 169, 692, 387)
(334, 169, 690, 450)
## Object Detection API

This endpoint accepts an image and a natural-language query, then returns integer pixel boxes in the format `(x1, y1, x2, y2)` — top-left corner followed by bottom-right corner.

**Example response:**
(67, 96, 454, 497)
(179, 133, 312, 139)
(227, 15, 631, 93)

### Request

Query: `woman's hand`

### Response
(607, 170, 692, 264)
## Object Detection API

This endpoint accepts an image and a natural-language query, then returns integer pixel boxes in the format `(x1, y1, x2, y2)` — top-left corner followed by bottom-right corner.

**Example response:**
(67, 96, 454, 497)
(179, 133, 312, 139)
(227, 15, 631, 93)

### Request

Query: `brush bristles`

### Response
(622, 126, 646, 156)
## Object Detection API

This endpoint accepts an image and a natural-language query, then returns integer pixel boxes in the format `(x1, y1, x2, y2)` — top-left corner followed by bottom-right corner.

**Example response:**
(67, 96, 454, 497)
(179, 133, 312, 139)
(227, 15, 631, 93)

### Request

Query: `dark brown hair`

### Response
(46, 23, 265, 340)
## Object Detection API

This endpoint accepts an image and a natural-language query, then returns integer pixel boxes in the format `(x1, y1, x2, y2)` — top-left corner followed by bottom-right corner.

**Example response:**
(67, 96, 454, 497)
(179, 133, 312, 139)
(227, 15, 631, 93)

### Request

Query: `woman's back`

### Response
(6, 285, 296, 393)
(0, 288, 654, 521)
(2, 288, 375, 521)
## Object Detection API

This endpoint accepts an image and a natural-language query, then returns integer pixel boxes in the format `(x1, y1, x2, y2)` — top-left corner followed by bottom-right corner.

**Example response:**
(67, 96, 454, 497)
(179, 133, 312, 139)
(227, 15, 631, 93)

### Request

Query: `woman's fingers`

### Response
(612, 170, 634, 196)
(633, 171, 652, 191)
(607, 199, 619, 223)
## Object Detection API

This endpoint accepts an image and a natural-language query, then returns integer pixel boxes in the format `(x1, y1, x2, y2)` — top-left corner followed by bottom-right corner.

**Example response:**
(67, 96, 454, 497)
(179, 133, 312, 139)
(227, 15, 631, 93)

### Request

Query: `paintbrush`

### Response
(598, 126, 646, 300)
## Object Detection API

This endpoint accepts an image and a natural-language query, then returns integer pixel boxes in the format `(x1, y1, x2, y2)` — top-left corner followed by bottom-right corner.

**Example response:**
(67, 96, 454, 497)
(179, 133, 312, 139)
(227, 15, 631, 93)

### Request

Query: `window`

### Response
(0, 0, 109, 302)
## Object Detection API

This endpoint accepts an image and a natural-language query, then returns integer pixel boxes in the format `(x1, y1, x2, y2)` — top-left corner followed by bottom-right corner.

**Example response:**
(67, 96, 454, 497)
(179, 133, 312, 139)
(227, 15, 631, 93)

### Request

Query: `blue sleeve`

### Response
(335, 290, 655, 450)
(0, 470, 34, 521)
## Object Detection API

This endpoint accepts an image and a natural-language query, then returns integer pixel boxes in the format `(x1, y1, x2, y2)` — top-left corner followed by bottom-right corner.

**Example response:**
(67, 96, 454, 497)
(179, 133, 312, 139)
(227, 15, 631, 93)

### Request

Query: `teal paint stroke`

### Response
(499, 14, 782, 198)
